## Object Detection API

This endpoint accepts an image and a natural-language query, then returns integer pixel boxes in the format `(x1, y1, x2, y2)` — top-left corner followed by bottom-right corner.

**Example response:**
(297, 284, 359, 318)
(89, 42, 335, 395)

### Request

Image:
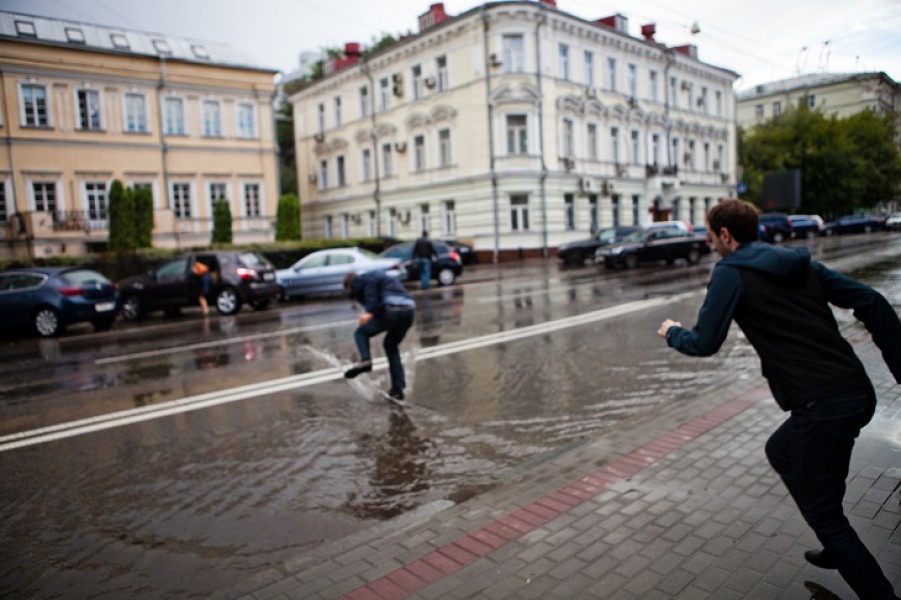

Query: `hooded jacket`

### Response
(348, 270, 413, 315)
(666, 242, 901, 410)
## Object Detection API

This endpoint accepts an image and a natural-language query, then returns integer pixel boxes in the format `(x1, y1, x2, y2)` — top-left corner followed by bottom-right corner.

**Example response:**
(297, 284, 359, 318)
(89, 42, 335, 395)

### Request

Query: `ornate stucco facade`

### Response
(291, 1, 738, 260)
(0, 11, 279, 260)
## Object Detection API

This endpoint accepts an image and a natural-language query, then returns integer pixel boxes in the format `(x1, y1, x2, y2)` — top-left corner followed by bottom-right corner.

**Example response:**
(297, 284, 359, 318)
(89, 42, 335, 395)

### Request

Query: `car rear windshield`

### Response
(61, 269, 110, 285)
(237, 252, 273, 268)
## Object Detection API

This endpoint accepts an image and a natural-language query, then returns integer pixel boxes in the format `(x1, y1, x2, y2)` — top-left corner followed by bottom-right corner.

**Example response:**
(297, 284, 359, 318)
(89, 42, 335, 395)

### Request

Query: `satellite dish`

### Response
(690, 22, 701, 35)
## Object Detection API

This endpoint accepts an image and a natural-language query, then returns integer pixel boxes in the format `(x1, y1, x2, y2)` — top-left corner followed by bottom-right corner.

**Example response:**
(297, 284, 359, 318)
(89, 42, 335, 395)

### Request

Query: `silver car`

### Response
(276, 247, 405, 300)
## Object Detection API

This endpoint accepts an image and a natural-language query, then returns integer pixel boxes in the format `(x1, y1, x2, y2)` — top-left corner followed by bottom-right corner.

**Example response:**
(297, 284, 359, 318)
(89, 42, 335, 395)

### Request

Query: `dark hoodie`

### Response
(666, 242, 901, 410)
(348, 270, 413, 315)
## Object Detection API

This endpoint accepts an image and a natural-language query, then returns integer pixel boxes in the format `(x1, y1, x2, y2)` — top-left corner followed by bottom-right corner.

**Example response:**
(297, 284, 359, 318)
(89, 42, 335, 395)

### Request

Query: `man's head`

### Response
(343, 271, 357, 297)
(421, 230, 429, 238)
(706, 199, 760, 256)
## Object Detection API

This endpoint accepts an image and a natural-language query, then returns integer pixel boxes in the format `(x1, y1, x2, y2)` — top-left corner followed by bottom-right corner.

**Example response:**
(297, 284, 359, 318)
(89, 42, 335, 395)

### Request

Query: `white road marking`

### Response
(2, 292, 698, 452)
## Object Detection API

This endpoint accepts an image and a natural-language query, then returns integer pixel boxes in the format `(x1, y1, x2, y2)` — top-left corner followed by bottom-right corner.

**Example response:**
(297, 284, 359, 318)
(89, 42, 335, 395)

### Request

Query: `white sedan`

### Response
(276, 247, 405, 300)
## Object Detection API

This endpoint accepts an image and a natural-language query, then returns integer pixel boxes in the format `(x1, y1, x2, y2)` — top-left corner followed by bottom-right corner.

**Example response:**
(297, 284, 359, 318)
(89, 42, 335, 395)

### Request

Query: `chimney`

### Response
(331, 42, 362, 72)
(596, 14, 628, 34)
(672, 44, 698, 60)
(418, 3, 452, 32)
(641, 24, 656, 42)
(539, 0, 557, 7)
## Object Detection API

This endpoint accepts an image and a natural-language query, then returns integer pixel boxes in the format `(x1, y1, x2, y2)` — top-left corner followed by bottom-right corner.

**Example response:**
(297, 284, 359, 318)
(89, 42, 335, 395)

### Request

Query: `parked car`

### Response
(646, 220, 693, 233)
(380, 240, 463, 286)
(556, 226, 641, 267)
(276, 247, 405, 300)
(438, 238, 477, 265)
(787, 215, 820, 238)
(885, 212, 901, 231)
(758, 213, 793, 243)
(821, 214, 881, 236)
(0, 267, 117, 337)
(594, 228, 710, 269)
(118, 251, 278, 320)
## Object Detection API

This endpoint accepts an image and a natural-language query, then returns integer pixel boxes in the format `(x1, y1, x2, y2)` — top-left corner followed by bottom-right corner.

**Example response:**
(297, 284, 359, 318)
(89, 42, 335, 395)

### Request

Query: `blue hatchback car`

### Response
(0, 267, 118, 337)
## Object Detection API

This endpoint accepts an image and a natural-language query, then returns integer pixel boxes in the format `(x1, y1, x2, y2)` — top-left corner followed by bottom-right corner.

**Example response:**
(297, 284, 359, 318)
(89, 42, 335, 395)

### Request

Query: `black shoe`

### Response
(387, 388, 405, 402)
(803, 581, 842, 600)
(344, 361, 372, 379)
(804, 549, 837, 570)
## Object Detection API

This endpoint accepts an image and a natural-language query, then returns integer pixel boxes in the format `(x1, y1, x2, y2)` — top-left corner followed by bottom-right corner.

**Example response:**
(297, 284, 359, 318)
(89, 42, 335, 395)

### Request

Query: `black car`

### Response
(438, 238, 477, 265)
(0, 267, 117, 337)
(557, 226, 641, 267)
(787, 215, 820, 239)
(118, 251, 278, 320)
(379, 240, 463, 286)
(594, 228, 710, 269)
(821, 215, 880, 236)
(758, 213, 792, 243)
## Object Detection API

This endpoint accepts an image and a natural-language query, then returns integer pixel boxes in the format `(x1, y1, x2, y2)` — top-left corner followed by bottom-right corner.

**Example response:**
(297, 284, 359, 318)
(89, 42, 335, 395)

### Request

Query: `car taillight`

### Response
(59, 287, 84, 297)
(236, 267, 257, 281)
(450, 251, 461, 264)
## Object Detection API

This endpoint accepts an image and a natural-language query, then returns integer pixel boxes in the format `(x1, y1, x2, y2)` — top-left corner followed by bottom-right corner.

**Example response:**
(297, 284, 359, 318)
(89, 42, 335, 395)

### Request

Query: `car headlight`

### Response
(611, 246, 625, 255)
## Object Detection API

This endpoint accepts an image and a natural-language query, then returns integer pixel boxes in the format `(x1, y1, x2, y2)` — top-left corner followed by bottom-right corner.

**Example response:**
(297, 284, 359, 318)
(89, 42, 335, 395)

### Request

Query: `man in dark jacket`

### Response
(658, 199, 900, 600)
(412, 230, 438, 290)
(343, 270, 416, 401)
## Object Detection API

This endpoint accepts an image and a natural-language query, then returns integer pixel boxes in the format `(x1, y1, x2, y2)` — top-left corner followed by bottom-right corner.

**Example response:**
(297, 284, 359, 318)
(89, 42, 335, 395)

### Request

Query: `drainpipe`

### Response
(482, 6, 500, 263)
(361, 58, 382, 236)
(536, 4, 549, 257)
(0, 68, 26, 259)
(156, 57, 176, 248)
(663, 49, 675, 169)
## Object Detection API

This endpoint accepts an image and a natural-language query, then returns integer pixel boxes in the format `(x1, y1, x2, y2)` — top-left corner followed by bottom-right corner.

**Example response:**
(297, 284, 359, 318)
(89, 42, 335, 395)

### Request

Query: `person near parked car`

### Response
(192, 259, 211, 316)
(342, 270, 416, 402)
(656, 199, 901, 600)
(412, 230, 438, 290)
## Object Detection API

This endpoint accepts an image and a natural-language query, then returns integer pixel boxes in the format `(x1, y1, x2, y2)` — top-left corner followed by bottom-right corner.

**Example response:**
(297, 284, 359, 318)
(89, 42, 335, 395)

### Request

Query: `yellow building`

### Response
(290, 1, 738, 260)
(0, 11, 279, 260)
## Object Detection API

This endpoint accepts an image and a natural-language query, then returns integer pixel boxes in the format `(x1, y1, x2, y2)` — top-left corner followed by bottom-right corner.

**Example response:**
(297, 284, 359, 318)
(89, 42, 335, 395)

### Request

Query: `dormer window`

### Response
(15, 20, 37, 37)
(110, 33, 130, 49)
(191, 44, 210, 60)
(152, 39, 172, 56)
(65, 27, 85, 44)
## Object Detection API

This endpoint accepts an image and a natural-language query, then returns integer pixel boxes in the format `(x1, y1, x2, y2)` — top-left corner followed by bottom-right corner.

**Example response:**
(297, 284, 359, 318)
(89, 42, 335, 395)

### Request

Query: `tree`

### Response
(211, 200, 233, 244)
(275, 193, 301, 241)
(107, 179, 135, 251)
(739, 104, 901, 218)
(276, 100, 297, 196)
(133, 187, 154, 248)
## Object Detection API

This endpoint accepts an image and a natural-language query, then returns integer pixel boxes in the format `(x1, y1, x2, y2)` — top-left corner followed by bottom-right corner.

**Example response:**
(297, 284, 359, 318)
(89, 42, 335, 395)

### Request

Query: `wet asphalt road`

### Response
(1, 233, 900, 598)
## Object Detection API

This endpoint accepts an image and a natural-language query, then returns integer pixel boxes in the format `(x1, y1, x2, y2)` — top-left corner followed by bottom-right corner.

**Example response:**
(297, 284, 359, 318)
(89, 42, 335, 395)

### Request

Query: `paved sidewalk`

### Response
(230, 338, 901, 600)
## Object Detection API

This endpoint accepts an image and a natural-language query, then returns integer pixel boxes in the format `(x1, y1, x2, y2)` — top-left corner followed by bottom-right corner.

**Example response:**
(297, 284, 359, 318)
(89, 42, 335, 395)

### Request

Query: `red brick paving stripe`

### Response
(338, 387, 766, 600)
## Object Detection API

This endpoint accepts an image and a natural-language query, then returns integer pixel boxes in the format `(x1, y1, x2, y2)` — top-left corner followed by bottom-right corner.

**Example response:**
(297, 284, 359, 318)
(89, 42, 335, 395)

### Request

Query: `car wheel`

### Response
(251, 299, 270, 311)
(437, 267, 456, 286)
(216, 286, 241, 315)
(805, 230, 816, 239)
(772, 232, 785, 243)
(864, 225, 873, 233)
(91, 316, 115, 331)
(121, 295, 143, 321)
(624, 254, 639, 269)
(565, 251, 584, 267)
(163, 306, 182, 317)
(687, 249, 701, 265)
(34, 306, 63, 337)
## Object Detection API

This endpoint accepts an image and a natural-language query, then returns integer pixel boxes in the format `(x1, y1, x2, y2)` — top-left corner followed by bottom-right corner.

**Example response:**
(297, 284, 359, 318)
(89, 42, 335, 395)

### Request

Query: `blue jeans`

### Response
(417, 258, 431, 289)
(353, 306, 414, 391)
(765, 386, 897, 600)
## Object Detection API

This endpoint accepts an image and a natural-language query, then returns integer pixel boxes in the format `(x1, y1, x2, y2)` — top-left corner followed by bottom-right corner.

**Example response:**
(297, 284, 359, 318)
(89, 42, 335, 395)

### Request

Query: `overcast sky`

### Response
(5, 0, 900, 91)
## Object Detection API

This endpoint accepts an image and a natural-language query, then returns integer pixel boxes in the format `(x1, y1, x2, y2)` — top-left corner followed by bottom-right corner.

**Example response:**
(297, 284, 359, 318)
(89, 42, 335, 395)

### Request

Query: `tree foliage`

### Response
(211, 200, 233, 245)
(739, 103, 901, 218)
(108, 179, 136, 251)
(275, 193, 301, 241)
(276, 100, 297, 196)
(133, 187, 154, 248)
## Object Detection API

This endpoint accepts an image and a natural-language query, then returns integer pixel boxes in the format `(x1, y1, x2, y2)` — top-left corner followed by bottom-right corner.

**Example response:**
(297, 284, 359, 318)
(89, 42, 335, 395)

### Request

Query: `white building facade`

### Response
(291, 1, 739, 260)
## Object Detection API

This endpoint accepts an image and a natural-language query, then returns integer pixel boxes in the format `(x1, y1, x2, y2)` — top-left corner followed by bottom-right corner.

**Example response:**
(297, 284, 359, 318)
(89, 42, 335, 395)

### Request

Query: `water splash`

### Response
(298, 345, 416, 405)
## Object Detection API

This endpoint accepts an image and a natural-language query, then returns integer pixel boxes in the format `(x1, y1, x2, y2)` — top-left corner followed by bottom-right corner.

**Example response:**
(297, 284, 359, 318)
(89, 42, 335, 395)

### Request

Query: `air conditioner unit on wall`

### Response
(392, 73, 403, 97)
(489, 53, 502, 68)
(681, 81, 691, 90)
(586, 87, 598, 99)
(313, 132, 325, 143)
(579, 177, 595, 193)
(602, 180, 614, 196)
(615, 163, 627, 176)
(562, 157, 575, 171)
(307, 173, 317, 183)
(394, 141, 407, 153)
(424, 76, 436, 89)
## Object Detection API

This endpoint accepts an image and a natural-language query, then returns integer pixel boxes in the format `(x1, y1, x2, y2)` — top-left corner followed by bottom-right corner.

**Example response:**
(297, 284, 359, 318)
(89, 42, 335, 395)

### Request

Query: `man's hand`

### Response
(359, 312, 373, 325)
(658, 319, 681, 338)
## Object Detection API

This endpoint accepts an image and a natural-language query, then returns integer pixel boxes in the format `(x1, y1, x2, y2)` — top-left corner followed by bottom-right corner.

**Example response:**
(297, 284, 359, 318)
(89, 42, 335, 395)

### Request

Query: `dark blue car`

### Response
(822, 215, 880, 236)
(0, 267, 118, 337)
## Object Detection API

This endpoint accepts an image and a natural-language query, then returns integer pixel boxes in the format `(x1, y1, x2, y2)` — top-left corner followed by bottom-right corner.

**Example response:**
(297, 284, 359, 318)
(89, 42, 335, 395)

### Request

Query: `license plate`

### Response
(95, 301, 115, 312)
(263, 272, 275, 281)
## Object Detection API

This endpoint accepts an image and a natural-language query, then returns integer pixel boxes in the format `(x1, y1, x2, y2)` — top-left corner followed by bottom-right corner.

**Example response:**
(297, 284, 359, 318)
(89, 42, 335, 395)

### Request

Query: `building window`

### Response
(317, 103, 325, 132)
(86, 181, 108, 221)
(414, 135, 426, 171)
(670, 76, 678, 108)
(651, 134, 660, 167)
(77, 89, 102, 130)
(382, 143, 393, 176)
(385, 209, 396, 237)
(202, 100, 222, 137)
(124, 93, 147, 133)
(21, 84, 49, 127)
(379, 78, 389, 111)
(319, 160, 328, 189)
(588, 195, 598, 232)
(558, 44, 570, 81)
(340, 214, 349, 239)
(689, 197, 697, 224)
(611, 195, 620, 227)
(360, 85, 369, 117)
(627, 64, 637, 99)
(419, 203, 430, 233)
(503, 34, 524, 73)
(32, 182, 57, 212)
(584, 51, 594, 87)
(439, 129, 451, 166)
(510, 195, 529, 231)
(334, 96, 342, 127)
(336, 156, 346, 187)
(564, 193, 575, 230)
(703, 142, 711, 171)
(244, 183, 261, 217)
(436, 55, 448, 91)
(152, 39, 172, 56)
(807, 95, 816, 108)
(110, 33, 129, 49)
(506, 115, 528, 155)
(412, 65, 422, 99)
(649, 70, 658, 102)
(237, 102, 255, 138)
(65, 27, 85, 44)
(606, 57, 617, 91)
(773, 101, 781, 116)
(587, 123, 598, 160)
(672, 138, 680, 169)
(324, 215, 333, 238)
(0, 182, 6, 222)
(171, 183, 190, 218)
(700, 86, 709, 113)
(673, 197, 680, 221)
(631, 195, 640, 225)
(209, 182, 227, 203)
(15, 20, 37, 37)
(688, 140, 696, 170)
(361, 148, 372, 181)
(717, 144, 725, 172)
(611, 127, 620, 164)
(630, 130, 640, 165)
(164, 97, 185, 135)
(716, 90, 723, 117)
(562, 118, 574, 158)
(366, 210, 375, 236)
(443, 200, 456, 235)
(755, 104, 764, 118)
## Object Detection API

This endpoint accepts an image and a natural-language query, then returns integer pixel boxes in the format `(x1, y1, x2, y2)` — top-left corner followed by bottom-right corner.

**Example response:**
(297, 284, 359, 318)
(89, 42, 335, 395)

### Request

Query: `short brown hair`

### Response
(707, 199, 760, 244)
(342, 271, 357, 295)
